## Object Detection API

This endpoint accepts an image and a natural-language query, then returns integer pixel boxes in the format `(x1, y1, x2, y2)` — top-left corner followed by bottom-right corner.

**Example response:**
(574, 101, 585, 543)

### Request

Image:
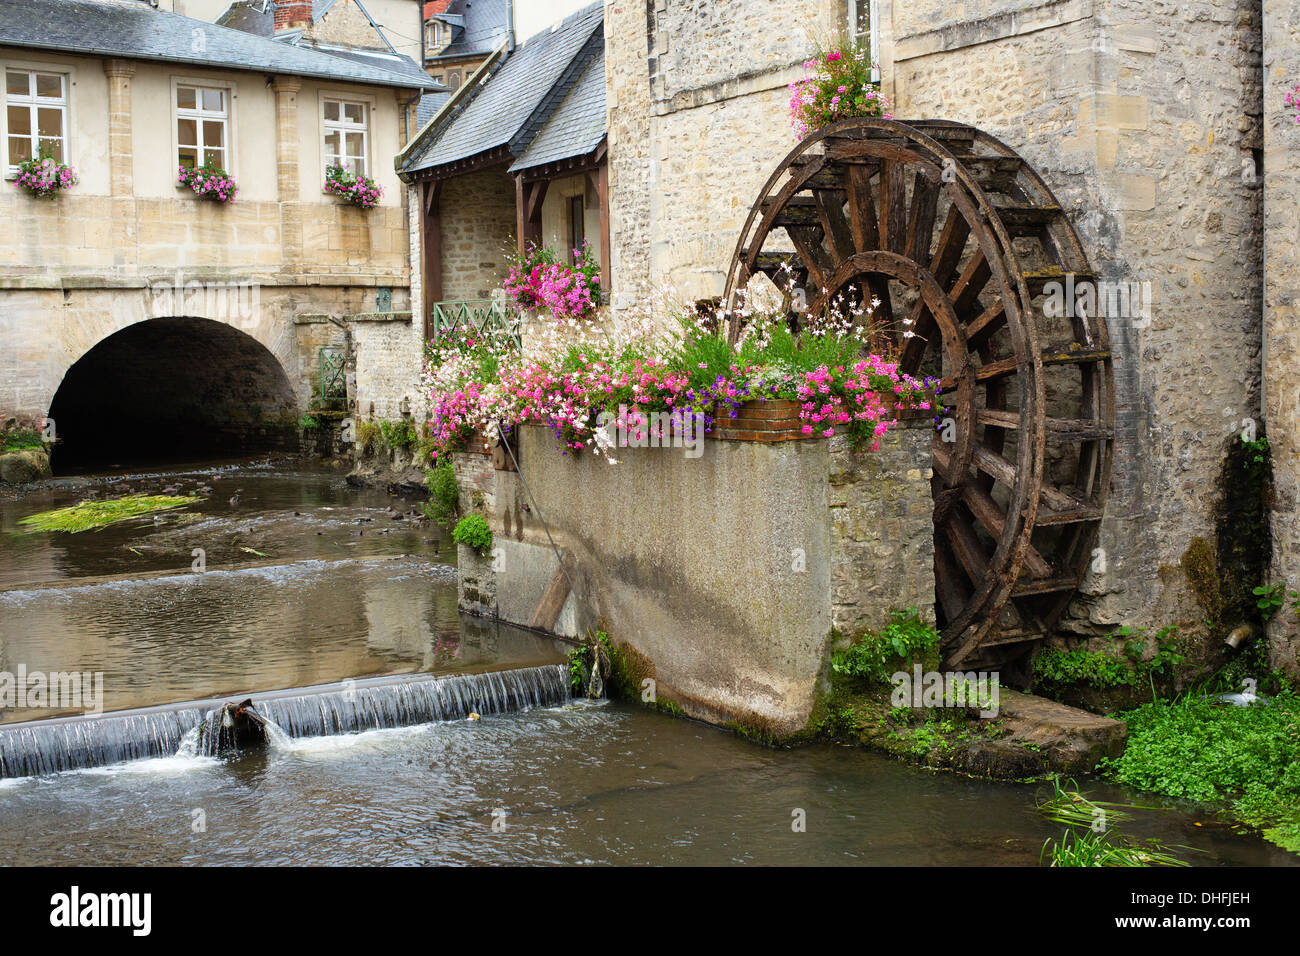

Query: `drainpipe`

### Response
(506, 0, 516, 52)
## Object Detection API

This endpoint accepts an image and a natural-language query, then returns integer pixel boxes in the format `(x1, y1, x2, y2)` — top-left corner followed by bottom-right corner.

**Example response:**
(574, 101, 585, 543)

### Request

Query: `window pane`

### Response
(177, 117, 197, 147)
(323, 129, 341, 162)
(344, 157, 362, 177)
(36, 107, 62, 139)
(343, 103, 364, 124)
(200, 88, 224, 113)
(202, 120, 224, 150)
(344, 132, 364, 156)
(178, 145, 198, 168)
(8, 136, 31, 165)
(37, 137, 63, 162)
(6, 71, 29, 97)
(176, 87, 197, 110)
(323, 101, 339, 122)
(34, 74, 61, 99)
(203, 147, 224, 169)
(7, 105, 30, 136)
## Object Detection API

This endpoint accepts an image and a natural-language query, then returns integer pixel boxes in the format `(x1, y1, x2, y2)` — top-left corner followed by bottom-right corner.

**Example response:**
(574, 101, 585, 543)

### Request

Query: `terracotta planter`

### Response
(710, 399, 812, 443)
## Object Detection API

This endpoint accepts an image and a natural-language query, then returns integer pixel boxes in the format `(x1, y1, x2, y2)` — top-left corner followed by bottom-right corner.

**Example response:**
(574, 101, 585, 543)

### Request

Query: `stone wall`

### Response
(435, 165, 516, 301)
(459, 423, 936, 737)
(1263, 0, 1300, 673)
(605, 0, 843, 305)
(884, 0, 1266, 648)
(830, 418, 936, 636)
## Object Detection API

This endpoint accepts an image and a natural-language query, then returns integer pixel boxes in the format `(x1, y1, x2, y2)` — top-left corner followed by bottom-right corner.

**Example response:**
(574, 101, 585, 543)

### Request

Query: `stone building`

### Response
(0, 0, 435, 465)
(398, 1, 607, 342)
(422, 0, 512, 94)
(600, 0, 1299, 674)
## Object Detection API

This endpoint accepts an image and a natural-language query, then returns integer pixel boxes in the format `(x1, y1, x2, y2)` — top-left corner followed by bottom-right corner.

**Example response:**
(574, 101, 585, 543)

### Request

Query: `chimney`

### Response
(274, 1, 313, 31)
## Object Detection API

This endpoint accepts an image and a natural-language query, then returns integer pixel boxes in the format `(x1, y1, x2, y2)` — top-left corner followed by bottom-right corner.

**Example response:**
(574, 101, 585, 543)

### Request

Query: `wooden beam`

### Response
(516, 176, 547, 253)
(421, 179, 443, 340)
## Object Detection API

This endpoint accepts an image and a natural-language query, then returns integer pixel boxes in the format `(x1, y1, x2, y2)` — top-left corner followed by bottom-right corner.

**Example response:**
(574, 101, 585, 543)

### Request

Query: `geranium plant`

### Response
(324, 162, 384, 209)
(12, 147, 78, 198)
(178, 161, 238, 203)
(503, 241, 601, 321)
(789, 38, 892, 140)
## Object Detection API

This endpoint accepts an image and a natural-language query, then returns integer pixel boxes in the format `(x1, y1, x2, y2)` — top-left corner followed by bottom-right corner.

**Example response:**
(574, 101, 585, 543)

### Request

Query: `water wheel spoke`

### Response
(879, 159, 909, 255)
(903, 172, 940, 263)
(787, 225, 831, 291)
(942, 511, 990, 588)
(928, 205, 971, 287)
(961, 484, 1053, 578)
(845, 163, 881, 253)
(815, 190, 856, 262)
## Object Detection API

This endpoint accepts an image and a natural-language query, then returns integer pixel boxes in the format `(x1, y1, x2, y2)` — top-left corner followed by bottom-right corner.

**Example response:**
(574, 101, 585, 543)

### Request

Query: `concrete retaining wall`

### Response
(457, 419, 935, 737)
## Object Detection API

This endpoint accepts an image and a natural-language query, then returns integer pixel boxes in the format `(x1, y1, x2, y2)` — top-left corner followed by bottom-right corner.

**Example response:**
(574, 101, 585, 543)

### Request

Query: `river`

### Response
(0, 458, 1293, 866)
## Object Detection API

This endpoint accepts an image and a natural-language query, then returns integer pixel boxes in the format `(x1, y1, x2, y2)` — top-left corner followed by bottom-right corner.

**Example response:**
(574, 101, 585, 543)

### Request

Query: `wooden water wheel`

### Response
(723, 118, 1114, 670)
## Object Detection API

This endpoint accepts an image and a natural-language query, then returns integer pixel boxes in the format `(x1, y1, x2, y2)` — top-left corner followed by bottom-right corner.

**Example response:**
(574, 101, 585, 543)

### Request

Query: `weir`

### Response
(0, 664, 571, 780)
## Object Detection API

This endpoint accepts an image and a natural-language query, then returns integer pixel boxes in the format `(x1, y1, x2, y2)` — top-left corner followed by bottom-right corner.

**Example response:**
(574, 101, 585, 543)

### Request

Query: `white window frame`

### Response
(321, 96, 371, 179)
(174, 82, 231, 173)
(849, 0, 881, 83)
(4, 67, 69, 176)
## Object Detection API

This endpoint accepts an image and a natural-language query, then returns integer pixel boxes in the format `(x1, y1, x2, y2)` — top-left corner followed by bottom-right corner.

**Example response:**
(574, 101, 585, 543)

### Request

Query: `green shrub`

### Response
(1, 427, 45, 452)
(422, 458, 459, 527)
(1032, 626, 1183, 694)
(830, 608, 941, 685)
(379, 419, 417, 450)
(452, 513, 492, 555)
(1102, 688, 1300, 853)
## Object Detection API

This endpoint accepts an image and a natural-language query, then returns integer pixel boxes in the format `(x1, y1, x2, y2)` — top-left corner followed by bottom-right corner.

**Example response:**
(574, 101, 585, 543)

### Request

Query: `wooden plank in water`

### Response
(528, 564, 572, 632)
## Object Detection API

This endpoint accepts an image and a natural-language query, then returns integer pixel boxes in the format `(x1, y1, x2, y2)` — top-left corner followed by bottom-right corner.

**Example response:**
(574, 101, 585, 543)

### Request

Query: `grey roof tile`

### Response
(427, 0, 509, 61)
(0, 0, 430, 89)
(509, 47, 604, 172)
(404, 0, 602, 172)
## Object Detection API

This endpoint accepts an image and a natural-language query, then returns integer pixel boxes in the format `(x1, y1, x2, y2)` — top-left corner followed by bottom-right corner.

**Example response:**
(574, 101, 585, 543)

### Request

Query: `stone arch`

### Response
(47, 315, 300, 470)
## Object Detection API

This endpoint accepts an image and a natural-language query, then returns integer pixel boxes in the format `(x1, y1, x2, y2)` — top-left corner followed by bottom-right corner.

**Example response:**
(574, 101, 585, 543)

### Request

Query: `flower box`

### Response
(710, 399, 812, 443)
(178, 163, 237, 203)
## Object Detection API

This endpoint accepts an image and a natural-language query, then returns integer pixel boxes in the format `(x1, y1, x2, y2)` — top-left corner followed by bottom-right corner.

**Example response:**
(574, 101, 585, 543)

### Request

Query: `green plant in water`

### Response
(830, 607, 940, 685)
(1101, 687, 1300, 853)
(1037, 779, 1190, 867)
(451, 513, 492, 555)
(421, 458, 460, 528)
(18, 494, 201, 533)
(1042, 828, 1190, 868)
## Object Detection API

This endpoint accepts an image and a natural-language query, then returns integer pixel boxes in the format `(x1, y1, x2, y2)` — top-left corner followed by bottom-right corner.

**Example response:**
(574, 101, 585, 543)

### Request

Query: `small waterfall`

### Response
(0, 664, 570, 780)
(0, 707, 207, 779)
(254, 665, 571, 739)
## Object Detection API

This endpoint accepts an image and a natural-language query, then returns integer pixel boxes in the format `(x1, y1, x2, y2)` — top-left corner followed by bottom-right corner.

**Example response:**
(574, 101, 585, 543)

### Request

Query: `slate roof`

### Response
(426, 0, 509, 61)
(509, 48, 604, 172)
(403, 1, 602, 174)
(0, 0, 430, 89)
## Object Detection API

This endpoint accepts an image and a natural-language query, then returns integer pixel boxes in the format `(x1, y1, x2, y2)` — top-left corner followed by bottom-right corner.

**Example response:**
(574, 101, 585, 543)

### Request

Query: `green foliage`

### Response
(1240, 434, 1270, 467)
(1102, 689, 1300, 854)
(567, 630, 613, 694)
(18, 494, 200, 533)
(1252, 581, 1290, 621)
(830, 608, 941, 685)
(1036, 779, 1191, 867)
(298, 414, 319, 430)
(421, 458, 460, 528)
(1, 427, 46, 451)
(451, 513, 492, 555)
(1042, 827, 1190, 867)
(1032, 626, 1183, 695)
(355, 421, 380, 456)
(378, 419, 417, 450)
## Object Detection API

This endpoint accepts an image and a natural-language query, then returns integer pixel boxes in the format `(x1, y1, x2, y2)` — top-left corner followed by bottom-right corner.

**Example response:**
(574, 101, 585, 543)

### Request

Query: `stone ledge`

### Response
(346, 311, 412, 323)
(893, 0, 1092, 61)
